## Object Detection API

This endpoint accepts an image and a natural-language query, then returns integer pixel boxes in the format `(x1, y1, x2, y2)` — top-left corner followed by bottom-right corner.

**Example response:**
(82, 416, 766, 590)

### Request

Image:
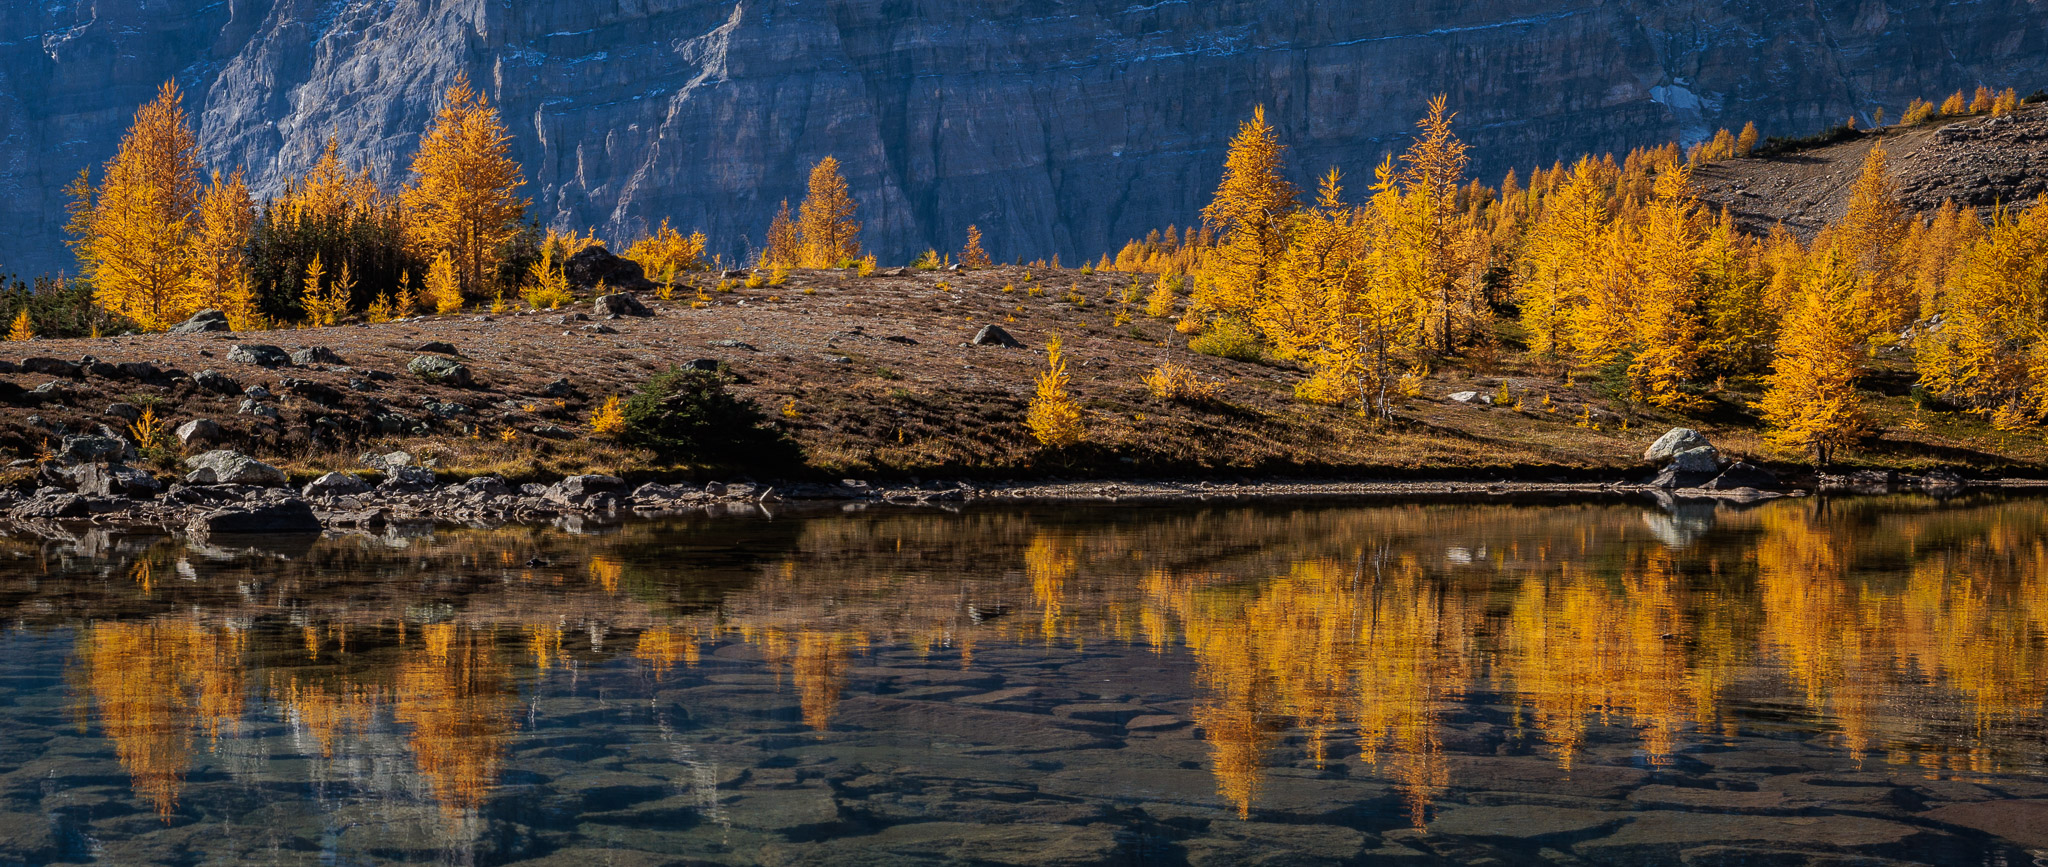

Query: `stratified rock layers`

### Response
(4, 0, 2045, 273)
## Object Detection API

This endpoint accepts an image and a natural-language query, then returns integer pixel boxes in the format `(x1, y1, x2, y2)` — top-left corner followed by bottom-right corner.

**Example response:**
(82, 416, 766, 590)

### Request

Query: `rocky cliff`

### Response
(4, 0, 2047, 276)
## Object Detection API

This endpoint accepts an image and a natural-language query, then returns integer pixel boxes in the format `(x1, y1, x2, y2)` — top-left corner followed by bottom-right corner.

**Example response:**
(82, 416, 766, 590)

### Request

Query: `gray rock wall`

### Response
(4, 0, 2045, 275)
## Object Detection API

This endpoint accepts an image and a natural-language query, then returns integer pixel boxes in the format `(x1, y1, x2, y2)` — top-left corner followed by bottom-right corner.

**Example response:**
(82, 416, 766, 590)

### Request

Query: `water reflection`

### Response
(6, 495, 2048, 862)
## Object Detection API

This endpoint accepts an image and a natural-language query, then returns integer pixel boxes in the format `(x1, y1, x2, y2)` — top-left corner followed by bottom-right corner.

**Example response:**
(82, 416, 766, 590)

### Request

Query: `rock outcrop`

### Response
(6, 1, 2047, 276)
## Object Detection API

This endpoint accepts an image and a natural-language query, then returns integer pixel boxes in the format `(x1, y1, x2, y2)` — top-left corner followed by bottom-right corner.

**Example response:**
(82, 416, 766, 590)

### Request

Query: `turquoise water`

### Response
(1, 496, 2045, 865)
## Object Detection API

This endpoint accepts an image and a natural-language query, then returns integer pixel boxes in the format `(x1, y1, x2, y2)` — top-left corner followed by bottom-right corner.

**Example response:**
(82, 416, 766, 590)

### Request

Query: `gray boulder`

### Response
(227, 344, 292, 367)
(546, 474, 628, 506)
(19, 357, 81, 378)
(184, 450, 287, 486)
(170, 309, 232, 333)
(565, 245, 656, 292)
(408, 355, 473, 386)
(1643, 428, 1712, 463)
(303, 471, 372, 498)
(191, 499, 321, 534)
(452, 476, 511, 499)
(1669, 446, 1723, 473)
(971, 324, 1023, 348)
(415, 341, 460, 355)
(594, 293, 653, 317)
(290, 346, 345, 366)
(12, 493, 90, 521)
(379, 467, 438, 493)
(60, 435, 132, 465)
(193, 369, 242, 395)
(176, 418, 224, 447)
(361, 451, 412, 472)
(104, 402, 143, 422)
(71, 463, 161, 498)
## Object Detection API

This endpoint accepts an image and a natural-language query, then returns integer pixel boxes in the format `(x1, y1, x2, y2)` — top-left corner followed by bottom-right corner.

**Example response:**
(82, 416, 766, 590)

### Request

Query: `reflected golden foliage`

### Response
(394, 622, 516, 815)
(79, 618, 245, 817)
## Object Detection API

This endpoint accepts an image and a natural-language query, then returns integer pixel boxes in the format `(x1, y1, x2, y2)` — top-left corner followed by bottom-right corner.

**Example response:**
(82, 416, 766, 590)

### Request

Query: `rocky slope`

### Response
(1695, 105, 2048, 239)
(5, 0, 2048, 276)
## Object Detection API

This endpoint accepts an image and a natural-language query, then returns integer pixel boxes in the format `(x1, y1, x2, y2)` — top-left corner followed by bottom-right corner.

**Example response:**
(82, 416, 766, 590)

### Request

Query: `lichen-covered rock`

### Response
(1644, 428, 1712, 463)
(408, 355, 473, 386)
(303, 471, 372, 498)
(227, 344, 292, 367)
(184, 450, 288, 486)
(170, 309, 232, 333)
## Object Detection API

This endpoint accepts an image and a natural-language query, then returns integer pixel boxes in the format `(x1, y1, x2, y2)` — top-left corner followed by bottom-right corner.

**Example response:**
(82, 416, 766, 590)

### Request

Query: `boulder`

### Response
(115, 361, 162, 380)
(303, 471, 372, 498)
(1643, 428, 1712, 463)
(104, 402, 143, 422)
(183, 450, 288, 486)
(1649, 464, 1720, 490)
(290, 346, 346, 366)
(19, 357, 81, 378)
(12, 493, 90, 521)
(279, 377, 345, 405)
(169, 309, 232, 333)
(452, 476, 511, 500)
(71, 463, 161, 498)
(1702, 461, 1778, 490)
(415, 341, 460, 355)
(1669, 446, 1723, 473)
(565, 245, 656, 291)
(971, 324, 1024, 348)
(190, 499, 321, 534)
(60, 435, 132, 465)
(176, 418, 224, 447)
(594, 293, 653, 317)
(361, 451, 413, 472)
(408, 355, 473, 386)
(379, 466, 438, 493)
(227, 344, 292, 367)
(546, 474, 628, 506)
(193, 369, 242, 395)
(1448, 391, 1493, 405)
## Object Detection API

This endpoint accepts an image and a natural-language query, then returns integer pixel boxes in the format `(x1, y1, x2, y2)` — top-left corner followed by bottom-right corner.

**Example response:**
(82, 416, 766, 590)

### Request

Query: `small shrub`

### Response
(622, 365, 800, 465)
(1144, 362, 1218, 402)
(1146, 274, 1180, 318)
(913, 249, 943, 271)
(590, 396, 627, 436)
(857, 255, 878, 277)
(1189, 319, 1263, 362)
(744, 271, 767, 289)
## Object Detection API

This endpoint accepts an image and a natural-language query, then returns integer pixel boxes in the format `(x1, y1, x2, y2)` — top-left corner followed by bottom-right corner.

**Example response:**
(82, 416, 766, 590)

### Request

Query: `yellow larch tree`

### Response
(1758, 252, 1870, 464)
(1695, 207, 1776, 377)
(961, 225, 993, 270)
(795, 157, 860, 267)
(403, 74, 528, 301)
(1816, 143, 1911, 342)
(1736, 121, 1759, 155)
(423, 249, 463, 315)
(625, 218, 707, 281)
(6, 310, 32, 342)
(1263, 169, 1355, 361)
(761, 199, 800, 267)
(1624, 165, 1709, 410)
(1515, 157, 1609, 361)
(1396, 95, 1476, 351)
(1196, 106, 1298, 324)
(1913, 198, 2048, 426)
(1941, 90, 1968, 116)
(68, 81, 204, 331)
(1026, 333, 1084, 447)
(187, 170, 259, 330)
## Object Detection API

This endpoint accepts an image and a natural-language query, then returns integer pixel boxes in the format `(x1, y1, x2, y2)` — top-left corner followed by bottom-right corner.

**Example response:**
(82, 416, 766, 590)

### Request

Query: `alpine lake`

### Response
(2, 493, 2047, 865)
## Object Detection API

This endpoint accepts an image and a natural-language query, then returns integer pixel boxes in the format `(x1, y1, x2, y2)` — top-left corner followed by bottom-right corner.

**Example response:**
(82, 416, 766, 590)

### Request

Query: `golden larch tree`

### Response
(1758, 252, 1870, 465)
(796, 157, 860, 267)
(403, 74, 528, 300)
(6, 310, 31, 342)
(1624, 166, 1709, 410)
(1196, 106, 1298, 323)
(188, 170, 259, 330)
(961, 225, 993, 269)
(1817, 143, 1910, 342)
(1516, 157, 1609, 361)
(762, 200, 799, 267)
(68, 82, 204, 331)
(1027, 333, 1085, 447)
(1397, 95, 1477, 351)
(1913, 199, 2048, 426)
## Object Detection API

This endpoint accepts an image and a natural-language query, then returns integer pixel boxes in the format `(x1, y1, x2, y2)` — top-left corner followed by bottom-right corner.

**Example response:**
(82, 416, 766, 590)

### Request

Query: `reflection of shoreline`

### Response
(33, 497, 2048, 832)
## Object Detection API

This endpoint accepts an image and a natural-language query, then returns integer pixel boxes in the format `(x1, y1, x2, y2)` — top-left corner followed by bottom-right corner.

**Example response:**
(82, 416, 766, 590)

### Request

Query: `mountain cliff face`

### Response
(4, 0, 2046, 275)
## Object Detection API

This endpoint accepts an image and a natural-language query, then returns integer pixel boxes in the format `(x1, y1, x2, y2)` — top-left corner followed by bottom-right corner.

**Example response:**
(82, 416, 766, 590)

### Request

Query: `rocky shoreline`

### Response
(0, 431, 2020, 540)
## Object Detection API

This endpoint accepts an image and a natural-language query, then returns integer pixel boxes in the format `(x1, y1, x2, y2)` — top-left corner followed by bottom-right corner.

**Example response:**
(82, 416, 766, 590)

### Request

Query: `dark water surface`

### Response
(2, 496, 2047, 865)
